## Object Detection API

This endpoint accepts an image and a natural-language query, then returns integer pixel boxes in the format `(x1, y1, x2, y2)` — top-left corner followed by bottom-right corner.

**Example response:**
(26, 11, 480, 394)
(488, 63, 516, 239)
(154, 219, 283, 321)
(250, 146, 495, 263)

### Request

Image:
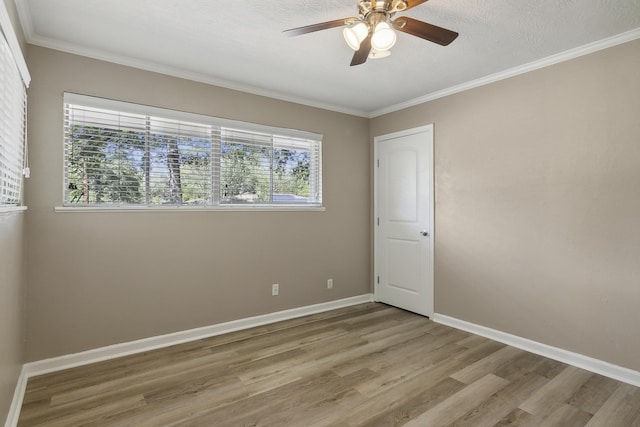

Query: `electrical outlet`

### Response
(327, 278, 333, 289)
(272, 283, 279, 296)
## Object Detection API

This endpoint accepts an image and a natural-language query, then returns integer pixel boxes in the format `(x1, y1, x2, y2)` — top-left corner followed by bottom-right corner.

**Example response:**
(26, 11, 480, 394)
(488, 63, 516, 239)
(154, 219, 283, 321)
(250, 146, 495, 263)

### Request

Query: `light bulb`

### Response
(343, 22, 368, 50)
(371, 22, 396, 51)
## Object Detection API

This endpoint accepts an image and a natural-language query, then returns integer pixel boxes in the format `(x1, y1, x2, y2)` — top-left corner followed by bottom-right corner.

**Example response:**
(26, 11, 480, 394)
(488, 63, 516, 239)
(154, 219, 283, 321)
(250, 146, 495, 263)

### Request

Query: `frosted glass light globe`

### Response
(343, 23, 368, 50)
(371, 22, 396, 51)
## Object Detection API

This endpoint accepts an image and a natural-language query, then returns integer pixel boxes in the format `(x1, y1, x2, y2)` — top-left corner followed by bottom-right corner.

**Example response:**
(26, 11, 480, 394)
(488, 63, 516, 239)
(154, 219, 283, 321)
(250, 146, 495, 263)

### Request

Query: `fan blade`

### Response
(283, 18, 350, 36)
(350, 34, 372, 66)
(393, 17, 458, 46)
(404, 0, 429, 10)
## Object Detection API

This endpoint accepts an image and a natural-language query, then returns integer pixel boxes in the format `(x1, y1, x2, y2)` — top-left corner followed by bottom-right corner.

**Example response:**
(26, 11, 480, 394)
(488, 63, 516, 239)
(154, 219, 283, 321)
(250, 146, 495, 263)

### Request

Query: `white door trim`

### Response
(373, 124, 435, 316)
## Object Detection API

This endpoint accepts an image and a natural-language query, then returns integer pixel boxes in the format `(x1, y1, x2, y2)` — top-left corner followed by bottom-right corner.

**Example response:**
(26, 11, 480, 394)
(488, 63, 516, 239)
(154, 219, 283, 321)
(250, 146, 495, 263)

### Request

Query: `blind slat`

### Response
(0, 26, 27, 206)
(64, 95, 322, 207)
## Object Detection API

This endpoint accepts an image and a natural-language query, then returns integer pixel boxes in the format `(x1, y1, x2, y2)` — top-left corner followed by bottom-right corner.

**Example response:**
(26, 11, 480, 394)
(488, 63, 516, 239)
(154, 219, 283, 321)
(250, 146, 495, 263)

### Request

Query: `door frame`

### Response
(373, 124, 435, 316)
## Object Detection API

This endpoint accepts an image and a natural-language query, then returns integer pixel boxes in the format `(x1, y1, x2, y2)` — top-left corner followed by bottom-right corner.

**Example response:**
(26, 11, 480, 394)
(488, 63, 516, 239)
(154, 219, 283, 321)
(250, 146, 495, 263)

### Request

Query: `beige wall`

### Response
(0, 214, 26, 424)
(16, 25, 640, 377)
(371, 39, 640, 371)
(1, 0, 27, 422)
(24, 45, 371, 361)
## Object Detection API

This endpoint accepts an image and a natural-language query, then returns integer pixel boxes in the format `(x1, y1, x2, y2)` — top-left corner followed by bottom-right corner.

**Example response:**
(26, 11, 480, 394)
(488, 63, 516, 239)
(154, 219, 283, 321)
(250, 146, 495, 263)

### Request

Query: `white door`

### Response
(374, 125, 434, 317)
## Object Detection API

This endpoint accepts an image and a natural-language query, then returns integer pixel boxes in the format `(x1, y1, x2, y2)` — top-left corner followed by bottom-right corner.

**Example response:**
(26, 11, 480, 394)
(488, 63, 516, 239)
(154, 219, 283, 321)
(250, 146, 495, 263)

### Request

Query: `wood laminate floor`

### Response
(18, 303, 640, 426)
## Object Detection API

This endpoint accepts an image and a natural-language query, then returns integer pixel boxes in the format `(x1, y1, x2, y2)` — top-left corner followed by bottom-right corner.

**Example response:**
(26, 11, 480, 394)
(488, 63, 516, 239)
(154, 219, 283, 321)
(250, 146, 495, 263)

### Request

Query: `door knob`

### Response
(420, 230, 429, 237)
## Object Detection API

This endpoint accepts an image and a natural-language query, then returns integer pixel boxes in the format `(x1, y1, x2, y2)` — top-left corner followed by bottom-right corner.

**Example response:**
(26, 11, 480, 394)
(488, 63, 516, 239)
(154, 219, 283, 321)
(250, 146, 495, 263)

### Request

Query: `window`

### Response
(63, 94, 322, 208)
(0, 6, 29, 208)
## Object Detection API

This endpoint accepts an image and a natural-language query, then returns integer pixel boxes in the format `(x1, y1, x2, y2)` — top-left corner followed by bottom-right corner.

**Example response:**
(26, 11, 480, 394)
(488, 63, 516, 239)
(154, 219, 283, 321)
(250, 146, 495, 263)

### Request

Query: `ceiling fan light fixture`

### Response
(283, 0, 458, 66)
(369, 49, 391, 59)
(394, 0, 408, 12)
(371, 21, 396, 51)
(343, 22, 369, 50)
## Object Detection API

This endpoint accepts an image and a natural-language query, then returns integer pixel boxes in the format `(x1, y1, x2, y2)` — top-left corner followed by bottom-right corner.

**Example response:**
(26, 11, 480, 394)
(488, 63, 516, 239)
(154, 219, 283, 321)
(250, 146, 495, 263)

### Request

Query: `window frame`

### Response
(0, 2, 30, 213)
(59, 93, 324, 212)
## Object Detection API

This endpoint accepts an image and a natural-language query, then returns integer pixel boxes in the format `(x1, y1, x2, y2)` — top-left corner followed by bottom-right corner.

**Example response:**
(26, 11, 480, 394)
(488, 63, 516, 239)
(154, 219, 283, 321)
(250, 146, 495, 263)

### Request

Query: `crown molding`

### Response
(368, 27, 640, 118)
(13, 0, 640, 119)
(26, 32, 371, 118)
(13, 0, 369, 118)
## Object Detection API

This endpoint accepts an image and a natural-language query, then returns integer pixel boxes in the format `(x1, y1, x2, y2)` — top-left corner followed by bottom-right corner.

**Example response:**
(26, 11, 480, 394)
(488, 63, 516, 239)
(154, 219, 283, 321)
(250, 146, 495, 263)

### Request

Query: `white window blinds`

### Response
(63, 94, 322, 207)
(0, 6, 29, 207)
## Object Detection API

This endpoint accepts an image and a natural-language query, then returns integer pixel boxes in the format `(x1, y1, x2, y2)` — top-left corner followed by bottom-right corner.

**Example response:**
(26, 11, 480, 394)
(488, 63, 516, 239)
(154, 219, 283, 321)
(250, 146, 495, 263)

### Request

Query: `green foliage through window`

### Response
(63, 95, 322, 207)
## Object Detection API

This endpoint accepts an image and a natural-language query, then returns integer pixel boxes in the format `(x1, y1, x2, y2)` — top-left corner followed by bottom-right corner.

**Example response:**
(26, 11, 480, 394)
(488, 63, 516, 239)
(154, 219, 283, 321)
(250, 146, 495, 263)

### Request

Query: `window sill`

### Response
(54, 205, 326, 213)
(0, 206, 27, 215)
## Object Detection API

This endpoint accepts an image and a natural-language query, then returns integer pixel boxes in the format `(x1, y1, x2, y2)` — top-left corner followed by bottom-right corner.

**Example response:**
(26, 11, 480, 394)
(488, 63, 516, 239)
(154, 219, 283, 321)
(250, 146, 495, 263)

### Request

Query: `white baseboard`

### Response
(3, 368, 27, 427)
(5, 294, 373, 427)
(432, 313, 640, 388)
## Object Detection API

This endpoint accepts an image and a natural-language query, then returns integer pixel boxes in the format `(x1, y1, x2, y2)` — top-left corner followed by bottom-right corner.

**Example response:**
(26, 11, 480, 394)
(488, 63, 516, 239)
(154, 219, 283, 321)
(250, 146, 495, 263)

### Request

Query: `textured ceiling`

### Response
(15, 0, 640, 116)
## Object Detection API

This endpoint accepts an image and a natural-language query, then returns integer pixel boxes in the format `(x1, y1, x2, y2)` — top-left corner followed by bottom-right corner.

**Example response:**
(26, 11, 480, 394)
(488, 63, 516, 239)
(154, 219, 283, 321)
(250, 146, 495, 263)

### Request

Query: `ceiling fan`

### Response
(283, 0, 459, 66)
